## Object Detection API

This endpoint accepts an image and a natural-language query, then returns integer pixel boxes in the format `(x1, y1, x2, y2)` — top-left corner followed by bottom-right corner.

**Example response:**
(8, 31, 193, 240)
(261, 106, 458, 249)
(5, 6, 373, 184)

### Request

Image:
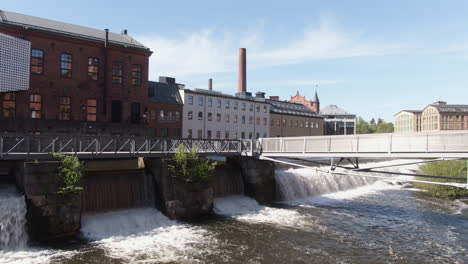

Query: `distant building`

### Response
(179, 89, 270, 139)
(421, 101, 468, 132)
(320, 105, 356, 135)
(289, 91, 320, 113)
(0, 10, 152, 135)
(394, 110, 422, 133)
(147, 77, 184, 137)
(268, 97, 324, 137)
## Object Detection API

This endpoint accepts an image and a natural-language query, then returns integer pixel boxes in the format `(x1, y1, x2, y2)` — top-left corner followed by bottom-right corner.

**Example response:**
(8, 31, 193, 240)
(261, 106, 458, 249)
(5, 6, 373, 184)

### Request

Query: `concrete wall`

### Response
(269, 113, 324, 137)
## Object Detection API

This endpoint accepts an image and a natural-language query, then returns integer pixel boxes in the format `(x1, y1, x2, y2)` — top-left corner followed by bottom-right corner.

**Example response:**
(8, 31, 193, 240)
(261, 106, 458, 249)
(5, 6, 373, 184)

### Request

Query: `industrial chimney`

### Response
(208, 78, 213, 91)
(238, 48, 246, 93)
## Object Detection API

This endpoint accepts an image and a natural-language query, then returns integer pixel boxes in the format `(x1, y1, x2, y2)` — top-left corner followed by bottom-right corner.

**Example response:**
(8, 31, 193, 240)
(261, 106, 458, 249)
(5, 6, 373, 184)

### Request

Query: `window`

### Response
(249, 116, 253, 124)
(2, 93, 15, 118)
(187, 129, 192, 138)
(226, 100, 230, 109)
(295, 121, 298, 127)
(197, 130, 203, 139)
(159, 110, 165, 120)
(242, 116, 246, 124)
(305, 121, 309, 128)
(216, 130, 221, 139)
(233, 131, 237, 138)
(234, 102, 238, 110)
(256, 133, 260, 139)
(59, 97, 71, 120)
(289, 120, 292, 127)
(131, 102, 141, 123)
(208, 98, 212, 107)
(282, 119, 286, 127)
(188, 111, 193, 120)
(88, 57, 99, 80)
(241, 132, 245, 139)
(30, 94, 42, 119)
(198, 112, 203, 120)
(217, 99, 222, 108)
(131, 65, 142, 86)
(225, 131, 229, 139)
(316, 123, 318, 128)
(150, 110, 156, 120)
(249, 132, 253, 139)
(175, 111, 180, 121)
(207, 130, 212, 139)
(161, 128, 168, 137)
(300, 122, 303, 128)
(31, 49, 44, 74)
(234, 115, 238, 123)
(242, 102, 246, 110)
(225, 114, 230, 122)
(276, 119, 280, 126)
(208, 112, 212, 121)
(60, 54, 72, 78)
(256, 104, 260, 112)
(112, 62, 123, 84)
(87, 99, 97, 121)
(263, 117, 267, 126)
(249, 103, 253, 111)
(198, 96, 204, 106)
(256, 117, 260, 125)
(217, 113, 221, 122)
(188, 95, 193, 105)
(263, 105, 267, 113)
(271, 119, 275, 126)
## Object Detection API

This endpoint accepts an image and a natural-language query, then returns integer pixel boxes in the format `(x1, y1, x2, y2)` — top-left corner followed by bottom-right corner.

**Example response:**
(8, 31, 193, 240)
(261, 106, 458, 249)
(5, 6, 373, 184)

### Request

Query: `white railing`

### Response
(260, 131, 468, 158)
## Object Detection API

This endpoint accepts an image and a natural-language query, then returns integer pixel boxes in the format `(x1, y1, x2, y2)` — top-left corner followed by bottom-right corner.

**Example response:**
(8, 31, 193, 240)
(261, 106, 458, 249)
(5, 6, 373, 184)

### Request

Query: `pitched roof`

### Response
(0, 10, 149, 51)
(320, 105, 355, 116)
(431, 104, 468, 113)
(393, 110, 422, 116)
(148, 81, 183, 105)
(267, 99, 323, 118)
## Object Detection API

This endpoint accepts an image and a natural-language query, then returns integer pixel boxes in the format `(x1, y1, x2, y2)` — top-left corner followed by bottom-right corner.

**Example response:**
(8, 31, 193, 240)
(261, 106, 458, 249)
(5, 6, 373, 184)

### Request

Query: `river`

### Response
(1, 160, 467, 264)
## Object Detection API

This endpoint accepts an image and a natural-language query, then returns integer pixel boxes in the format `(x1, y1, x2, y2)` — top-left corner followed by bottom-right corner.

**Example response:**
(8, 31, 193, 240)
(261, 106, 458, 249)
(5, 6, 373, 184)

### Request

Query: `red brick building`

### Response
(147, 77, 183, 137)
(289, 91, 320, 113)
(0, 10, 152, 135)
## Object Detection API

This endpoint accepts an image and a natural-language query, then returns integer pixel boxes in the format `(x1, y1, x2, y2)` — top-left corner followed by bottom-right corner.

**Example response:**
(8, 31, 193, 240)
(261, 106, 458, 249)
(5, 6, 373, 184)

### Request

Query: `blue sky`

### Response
(3, 0, 468, 121)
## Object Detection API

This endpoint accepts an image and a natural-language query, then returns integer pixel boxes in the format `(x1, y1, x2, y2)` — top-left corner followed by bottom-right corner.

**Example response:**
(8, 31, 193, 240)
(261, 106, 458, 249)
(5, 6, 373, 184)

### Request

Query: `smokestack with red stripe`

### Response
(238, 48, 246, 93)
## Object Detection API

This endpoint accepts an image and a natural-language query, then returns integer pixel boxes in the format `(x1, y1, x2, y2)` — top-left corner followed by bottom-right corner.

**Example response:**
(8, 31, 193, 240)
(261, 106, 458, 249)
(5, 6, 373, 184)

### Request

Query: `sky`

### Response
(3, 0, 468, 121)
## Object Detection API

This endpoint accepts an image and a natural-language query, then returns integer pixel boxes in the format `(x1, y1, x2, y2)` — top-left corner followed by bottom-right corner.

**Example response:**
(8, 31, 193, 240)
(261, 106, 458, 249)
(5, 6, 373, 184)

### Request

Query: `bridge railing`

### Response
(0, 135, 255, 159)
(260, 130, 468, 155)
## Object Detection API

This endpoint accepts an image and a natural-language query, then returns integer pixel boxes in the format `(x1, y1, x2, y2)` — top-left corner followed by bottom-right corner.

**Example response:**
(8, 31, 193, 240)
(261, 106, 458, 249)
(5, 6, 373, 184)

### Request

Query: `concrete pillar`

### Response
(238, 48, 247, 93)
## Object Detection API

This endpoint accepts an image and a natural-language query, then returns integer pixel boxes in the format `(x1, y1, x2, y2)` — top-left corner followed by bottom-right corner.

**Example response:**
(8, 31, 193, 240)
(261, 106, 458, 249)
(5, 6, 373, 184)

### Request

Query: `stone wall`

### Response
(145, 158, 213, 220)
(229, 157, 276, 204)
(16, 161, 81, 241)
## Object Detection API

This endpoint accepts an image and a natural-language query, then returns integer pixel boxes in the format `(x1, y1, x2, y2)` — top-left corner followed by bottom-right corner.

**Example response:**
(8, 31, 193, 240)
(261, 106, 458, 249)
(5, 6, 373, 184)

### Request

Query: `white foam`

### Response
(0, 249, 75, 264)
(81, 208, 216, 263)
(0, 185, 28, 250)
(213, 196, 313, 228)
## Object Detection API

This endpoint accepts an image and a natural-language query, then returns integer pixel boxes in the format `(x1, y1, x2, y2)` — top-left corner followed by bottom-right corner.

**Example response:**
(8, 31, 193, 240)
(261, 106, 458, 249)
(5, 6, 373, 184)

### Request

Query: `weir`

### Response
(0, 185, 28, 250)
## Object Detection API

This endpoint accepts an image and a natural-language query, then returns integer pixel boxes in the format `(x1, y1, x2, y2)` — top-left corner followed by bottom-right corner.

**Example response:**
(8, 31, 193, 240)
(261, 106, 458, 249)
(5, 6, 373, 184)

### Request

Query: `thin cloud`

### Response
(137, 18, 403, 79)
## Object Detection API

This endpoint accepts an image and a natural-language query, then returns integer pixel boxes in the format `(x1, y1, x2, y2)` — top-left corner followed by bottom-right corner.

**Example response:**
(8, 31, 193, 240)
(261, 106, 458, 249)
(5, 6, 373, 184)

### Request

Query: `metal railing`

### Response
(0, 135, 256, 160)
(260, 130, 468, 158)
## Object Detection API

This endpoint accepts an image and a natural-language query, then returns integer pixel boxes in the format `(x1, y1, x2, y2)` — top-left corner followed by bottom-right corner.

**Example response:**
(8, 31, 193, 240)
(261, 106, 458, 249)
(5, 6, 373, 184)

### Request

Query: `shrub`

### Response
(415, 160, 468, 198)
(51, 153, 84, 194)
(168, 144, 216, 183)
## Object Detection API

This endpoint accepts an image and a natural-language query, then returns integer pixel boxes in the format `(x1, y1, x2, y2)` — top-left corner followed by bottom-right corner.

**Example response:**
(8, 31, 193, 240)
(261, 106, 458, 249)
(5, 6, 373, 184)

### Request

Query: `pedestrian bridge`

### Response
(259, 130, 468, 159)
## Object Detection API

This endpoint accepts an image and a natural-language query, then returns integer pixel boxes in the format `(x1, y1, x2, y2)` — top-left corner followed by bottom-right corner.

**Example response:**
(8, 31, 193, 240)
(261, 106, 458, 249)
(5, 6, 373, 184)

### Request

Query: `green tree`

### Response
(376, 121, 394, 133)
(51, 153, 83, 194)
(356, 117, 375, 134)
(169, 144, 217, 183)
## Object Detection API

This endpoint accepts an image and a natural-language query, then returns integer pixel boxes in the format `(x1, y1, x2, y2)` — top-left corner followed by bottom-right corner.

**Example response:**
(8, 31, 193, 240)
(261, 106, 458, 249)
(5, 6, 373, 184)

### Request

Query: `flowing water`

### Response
(1, 160, 467, 264)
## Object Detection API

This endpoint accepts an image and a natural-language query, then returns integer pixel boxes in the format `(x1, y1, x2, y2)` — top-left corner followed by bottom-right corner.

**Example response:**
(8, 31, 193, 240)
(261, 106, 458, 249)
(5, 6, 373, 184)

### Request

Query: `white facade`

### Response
(180, 89, 270, 139)
(0, 33, 31, 92)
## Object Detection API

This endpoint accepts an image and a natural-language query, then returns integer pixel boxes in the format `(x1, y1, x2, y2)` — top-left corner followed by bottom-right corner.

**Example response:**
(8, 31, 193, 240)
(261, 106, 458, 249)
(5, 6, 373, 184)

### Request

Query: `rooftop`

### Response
(267, 99, 323, 118)
(0, 10, 150, 51)
(180, 88, 268, 103)
(431, 104, 468, 113)
(148, 81, 183, 105)
(320, 105, 355, 116)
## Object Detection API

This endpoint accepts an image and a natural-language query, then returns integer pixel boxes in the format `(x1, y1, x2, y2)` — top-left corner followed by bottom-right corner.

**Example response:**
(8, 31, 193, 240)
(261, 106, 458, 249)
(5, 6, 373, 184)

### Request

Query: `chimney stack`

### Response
(238, 48, 246, 93)
(208, 78, 213, 91)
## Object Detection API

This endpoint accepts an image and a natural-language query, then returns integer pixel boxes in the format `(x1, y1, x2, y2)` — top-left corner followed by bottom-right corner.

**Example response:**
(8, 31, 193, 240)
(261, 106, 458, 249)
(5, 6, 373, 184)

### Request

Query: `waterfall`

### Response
(211, 164, 245, 198)
(276, 167, 376, 201)
(0, 185, 28, 250)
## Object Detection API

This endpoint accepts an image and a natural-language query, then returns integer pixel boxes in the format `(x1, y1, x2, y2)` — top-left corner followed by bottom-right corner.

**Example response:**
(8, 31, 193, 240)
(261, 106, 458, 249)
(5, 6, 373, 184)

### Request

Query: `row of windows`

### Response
(187, 111, 267, 125)
(187, 129, 266, 139)
(1, 93, 96, 121)
(442, 115, 466, 121)
(270, 119, 320, 128)
(187, 95, 267, 112)
(30, 49, 142, 85)
(149, 110, 181, 121)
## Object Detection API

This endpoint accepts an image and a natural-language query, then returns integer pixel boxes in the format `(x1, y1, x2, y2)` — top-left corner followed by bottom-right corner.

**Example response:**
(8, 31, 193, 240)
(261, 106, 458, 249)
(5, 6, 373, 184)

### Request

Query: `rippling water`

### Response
(1, 160, 467, 264)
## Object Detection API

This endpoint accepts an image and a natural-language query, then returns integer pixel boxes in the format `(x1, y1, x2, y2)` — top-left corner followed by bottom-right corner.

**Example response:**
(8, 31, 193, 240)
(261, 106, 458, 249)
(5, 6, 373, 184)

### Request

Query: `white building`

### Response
(179, 89, 270, 139)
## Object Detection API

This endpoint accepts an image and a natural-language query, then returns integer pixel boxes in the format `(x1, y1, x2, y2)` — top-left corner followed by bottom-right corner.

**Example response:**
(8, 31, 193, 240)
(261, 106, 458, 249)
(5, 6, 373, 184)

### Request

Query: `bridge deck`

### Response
(260, 131, 468, 159)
